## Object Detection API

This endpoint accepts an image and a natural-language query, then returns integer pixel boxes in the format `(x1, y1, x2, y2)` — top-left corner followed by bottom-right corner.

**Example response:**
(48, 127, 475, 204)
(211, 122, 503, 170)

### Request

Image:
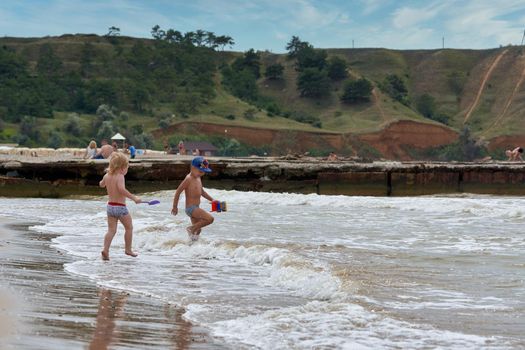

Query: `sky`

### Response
(1, 0, 525, 52)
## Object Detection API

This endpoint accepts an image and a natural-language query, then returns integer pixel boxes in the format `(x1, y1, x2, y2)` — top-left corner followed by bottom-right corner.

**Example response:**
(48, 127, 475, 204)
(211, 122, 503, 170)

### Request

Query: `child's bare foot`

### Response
(101, 251, 109, 261)
(125, 251, 138, 257)
(186, 226, 194, 235)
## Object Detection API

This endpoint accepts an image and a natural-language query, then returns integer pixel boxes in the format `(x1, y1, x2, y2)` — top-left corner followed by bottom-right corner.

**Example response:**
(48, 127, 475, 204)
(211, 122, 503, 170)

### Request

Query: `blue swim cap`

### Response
(191, 156, 212, 173)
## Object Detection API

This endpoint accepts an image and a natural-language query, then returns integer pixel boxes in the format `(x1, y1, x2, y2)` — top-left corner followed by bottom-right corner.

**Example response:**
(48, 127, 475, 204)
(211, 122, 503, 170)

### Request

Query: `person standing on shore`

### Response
(505, 147, 523, 161)
(171, 156, 215, 242)
(99, 152, 141, 260)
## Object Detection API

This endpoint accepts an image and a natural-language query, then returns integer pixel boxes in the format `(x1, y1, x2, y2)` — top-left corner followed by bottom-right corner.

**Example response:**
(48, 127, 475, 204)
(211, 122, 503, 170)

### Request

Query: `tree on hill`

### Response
(106, 26, 120, 36)
(264, 63, 284, 80)
(297, 68, 330, 98)
(380, 74, 409, 106)
(295, 45, 327, 72)
(19, 116, 40, 142)
(221, 65, 258, 101)
(441, 126, 486, 161)
(340, 78, 373, 103)
(80, 42, 95, 78)
(327, 56, 348, 80)
(215, 35, 235, 50)
(286, 36, 309, 59)
(84, 80, 118, 112)
(416, 93, 436, 118)
(232, 49, 261, 79)
(36, 44, 63, 78)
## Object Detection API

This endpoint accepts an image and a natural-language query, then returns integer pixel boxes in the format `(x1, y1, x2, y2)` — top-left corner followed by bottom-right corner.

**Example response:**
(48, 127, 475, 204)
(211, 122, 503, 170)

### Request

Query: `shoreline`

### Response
(0, 216, 226, 349)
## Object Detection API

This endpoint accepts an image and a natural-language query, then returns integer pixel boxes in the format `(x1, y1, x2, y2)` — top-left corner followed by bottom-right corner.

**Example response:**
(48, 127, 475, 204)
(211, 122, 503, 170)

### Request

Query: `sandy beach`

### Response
(0, 217, 226, 350)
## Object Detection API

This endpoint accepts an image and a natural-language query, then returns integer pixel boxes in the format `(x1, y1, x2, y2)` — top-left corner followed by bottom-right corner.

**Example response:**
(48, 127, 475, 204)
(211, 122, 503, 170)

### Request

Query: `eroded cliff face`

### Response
(487, 135, 525, 152)
(158, 120, 458, 160)
(356, 120, 459, 160)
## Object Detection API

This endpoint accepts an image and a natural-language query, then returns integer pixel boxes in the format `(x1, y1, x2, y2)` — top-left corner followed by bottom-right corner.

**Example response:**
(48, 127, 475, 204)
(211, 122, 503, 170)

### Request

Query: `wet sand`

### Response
(0, 218, 227, 349)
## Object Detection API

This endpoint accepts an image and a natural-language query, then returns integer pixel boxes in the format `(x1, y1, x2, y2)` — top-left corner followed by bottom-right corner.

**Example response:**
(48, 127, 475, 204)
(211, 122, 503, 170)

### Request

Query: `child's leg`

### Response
(102, 216, 118, 260)
(119, 214, 138, 257)
(189, 208, 214, 235)
(189, 217, 202, 235)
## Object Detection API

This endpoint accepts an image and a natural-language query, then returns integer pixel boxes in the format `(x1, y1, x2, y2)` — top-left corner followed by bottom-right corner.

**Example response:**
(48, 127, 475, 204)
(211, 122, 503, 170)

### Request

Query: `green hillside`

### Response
(0, 31, 523, 158)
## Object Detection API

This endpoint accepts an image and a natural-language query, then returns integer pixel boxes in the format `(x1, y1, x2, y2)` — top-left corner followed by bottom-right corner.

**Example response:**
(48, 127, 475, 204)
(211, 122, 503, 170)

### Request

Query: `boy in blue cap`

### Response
(171, 156, 215, 241)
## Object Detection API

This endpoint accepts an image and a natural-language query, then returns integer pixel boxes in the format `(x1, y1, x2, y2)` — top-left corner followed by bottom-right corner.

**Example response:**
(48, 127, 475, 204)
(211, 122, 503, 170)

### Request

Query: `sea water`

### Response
(0, 191, 524, 349)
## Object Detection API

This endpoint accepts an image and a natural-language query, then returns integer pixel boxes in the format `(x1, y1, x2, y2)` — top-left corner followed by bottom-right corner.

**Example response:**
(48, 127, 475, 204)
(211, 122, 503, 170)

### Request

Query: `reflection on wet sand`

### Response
(165, 305, 193, 350)
(0, 292, 15, 344)
(89, 289, 128, 350)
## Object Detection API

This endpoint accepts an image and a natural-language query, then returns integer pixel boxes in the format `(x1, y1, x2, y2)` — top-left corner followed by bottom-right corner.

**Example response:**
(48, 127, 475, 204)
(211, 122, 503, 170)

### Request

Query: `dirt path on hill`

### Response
(482, 56, 525, 136)
(463, 49, 508, 124)
(371, 88, 387, 124)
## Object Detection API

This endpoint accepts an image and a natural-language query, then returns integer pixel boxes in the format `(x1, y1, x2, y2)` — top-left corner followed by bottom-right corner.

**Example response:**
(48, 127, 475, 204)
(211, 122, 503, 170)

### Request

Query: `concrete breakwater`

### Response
(1, 156, 525, 197)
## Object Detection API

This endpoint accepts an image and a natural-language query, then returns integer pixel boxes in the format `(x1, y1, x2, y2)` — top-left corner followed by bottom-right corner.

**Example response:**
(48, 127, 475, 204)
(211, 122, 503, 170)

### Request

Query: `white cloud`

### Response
(391, 1, 447, 29)
(443, 0, 525, 47)
(360, 0, 390, 15)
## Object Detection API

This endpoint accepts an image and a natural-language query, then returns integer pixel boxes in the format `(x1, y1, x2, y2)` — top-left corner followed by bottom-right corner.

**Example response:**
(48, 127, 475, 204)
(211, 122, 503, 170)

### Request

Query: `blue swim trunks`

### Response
(185, 205, 199, 217)
(107, 203, 129, 218)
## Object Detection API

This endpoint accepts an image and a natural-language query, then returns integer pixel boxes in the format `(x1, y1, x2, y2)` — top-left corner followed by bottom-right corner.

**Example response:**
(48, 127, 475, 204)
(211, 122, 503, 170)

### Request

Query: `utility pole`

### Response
(352, 39, 354, 49)
(521, 28, 525, 45)
(442, 36, 445, 49)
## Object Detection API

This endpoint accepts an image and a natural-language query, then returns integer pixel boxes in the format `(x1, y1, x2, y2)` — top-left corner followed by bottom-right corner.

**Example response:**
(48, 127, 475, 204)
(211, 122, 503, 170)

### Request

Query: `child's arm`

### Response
(117, 175, 141, 203)
(172, 177, 190, 215)
(99, 174, 107, 188)
(201, 188, 214, 202)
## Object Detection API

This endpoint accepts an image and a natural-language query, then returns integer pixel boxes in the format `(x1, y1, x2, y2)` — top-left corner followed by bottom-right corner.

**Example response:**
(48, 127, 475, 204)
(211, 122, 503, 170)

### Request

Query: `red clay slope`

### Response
(158, 121, 458, 160)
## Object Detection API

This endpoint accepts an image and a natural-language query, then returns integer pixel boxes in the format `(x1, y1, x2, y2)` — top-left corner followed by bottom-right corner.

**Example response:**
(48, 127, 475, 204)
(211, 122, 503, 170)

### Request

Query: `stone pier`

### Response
(1, 156, 524, 197)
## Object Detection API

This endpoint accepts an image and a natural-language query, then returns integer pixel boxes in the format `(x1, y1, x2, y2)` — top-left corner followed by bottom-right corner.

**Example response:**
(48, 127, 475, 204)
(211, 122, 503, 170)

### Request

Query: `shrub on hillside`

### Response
(19, 116, 40, 141)
(340, 78, 373, 103)
(264, 64, 284, 80)
(132, 132, 155, 149)
(64, 113, 81, 136)
(243, 109, 257, 120)
(327, 57, 348, 80)
(297, 68, 330, 98)
(97, 121, 115, 141)
(96, 104, 117, 121)
(380, 74, 410, 106)
(159, 118, 171, 130)
(416, 93, 436, 118)
(47, 131, 63, 149)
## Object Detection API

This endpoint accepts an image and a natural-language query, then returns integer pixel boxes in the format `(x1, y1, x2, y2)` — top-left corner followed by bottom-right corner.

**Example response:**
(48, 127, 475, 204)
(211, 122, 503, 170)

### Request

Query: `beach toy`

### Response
(211, 200, 227, 212)
(141, 200, 160, 205)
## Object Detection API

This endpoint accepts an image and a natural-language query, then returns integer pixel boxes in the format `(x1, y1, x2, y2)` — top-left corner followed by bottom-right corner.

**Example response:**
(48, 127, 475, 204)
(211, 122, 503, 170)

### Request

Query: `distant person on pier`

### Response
(93, 139, 114, 159)
(505, 147, 523, 161)
(125, 142, 136, 159)
(84, 140, 97, 159)
(327, 151, 339, 161)
(178, 141, 186, 155)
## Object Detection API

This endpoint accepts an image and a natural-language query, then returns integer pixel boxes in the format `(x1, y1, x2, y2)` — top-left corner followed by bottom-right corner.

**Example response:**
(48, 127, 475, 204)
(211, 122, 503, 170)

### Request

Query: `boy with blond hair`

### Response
(99, 152, 141, 260)
(172, 156, 215, 242)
